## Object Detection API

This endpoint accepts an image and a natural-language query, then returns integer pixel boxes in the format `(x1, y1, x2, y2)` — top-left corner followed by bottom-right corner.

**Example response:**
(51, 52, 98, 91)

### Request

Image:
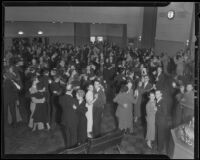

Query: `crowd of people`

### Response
(3, 38, 195, 154)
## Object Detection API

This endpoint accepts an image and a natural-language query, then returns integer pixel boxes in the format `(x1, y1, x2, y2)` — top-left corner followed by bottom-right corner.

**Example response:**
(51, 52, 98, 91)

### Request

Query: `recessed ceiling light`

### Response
(18, 31, 24, 35)
(38, 31, 43, 35)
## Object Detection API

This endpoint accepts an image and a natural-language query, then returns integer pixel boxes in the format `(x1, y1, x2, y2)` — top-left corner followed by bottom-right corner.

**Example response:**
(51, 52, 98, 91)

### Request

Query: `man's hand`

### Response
(53, 91, 58, 94)
(94, 94, 98, 99)
(16, 100, 19, 106)
(73, 105, 77, 110)
(123, 104, 128, 108)
(42, 98, 46, 103)
(172, 82, 176, 88)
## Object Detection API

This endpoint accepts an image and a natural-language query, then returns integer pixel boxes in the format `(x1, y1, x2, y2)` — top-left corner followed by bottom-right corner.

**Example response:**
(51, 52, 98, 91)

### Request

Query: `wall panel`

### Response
(5, 7, 144, 38)
(155, 2, 194, 56)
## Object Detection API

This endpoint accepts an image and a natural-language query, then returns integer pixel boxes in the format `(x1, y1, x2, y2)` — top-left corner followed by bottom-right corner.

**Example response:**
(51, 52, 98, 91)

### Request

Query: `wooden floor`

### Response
(4, 103, 172, 156)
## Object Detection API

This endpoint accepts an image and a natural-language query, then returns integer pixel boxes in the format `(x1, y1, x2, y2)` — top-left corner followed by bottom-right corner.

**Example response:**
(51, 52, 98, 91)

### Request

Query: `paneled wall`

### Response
(5, 22, 74, 37)
(155, 2, 195, 56)
(91, 23, 125, 46)
(74, 23, 90, 46)
(141, 7, 157, 49)
(4, 21, 75, 49)
(5, 7, 144, 38)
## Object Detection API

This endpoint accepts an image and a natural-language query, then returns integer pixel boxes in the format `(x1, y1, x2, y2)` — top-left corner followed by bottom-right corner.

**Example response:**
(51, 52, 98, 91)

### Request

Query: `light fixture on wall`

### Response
(97, 36, 103, 42)
(138, 36, 142, 41)
(167, 10, 175, 20)
(186, 40, 189, 46)
(90, 36, 96, 43)
(38, 31, 43, 35)
(18, 31, 24, 35)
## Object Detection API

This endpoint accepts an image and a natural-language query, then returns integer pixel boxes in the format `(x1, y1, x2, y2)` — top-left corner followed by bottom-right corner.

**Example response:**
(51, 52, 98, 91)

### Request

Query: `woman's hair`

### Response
(149, 91, 155, 97)
(87, 83, 94, 90)
(36, 81, 44, 90)
(120, 85, 128, 93)
(77, 89, 85, 98)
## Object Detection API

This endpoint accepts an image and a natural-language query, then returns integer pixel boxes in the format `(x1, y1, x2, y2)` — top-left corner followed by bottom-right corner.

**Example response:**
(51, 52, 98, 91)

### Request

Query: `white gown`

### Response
(85, 91, 94, 133)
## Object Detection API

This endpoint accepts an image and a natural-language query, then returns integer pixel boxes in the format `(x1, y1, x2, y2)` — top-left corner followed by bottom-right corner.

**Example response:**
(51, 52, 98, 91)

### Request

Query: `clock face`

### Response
(167, 10, 175, 19)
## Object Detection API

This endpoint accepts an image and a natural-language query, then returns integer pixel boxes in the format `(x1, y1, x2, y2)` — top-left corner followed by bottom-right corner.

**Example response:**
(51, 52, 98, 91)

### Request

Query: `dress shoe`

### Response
(87, 132, 93, 138)
(147, 143, 152, 149)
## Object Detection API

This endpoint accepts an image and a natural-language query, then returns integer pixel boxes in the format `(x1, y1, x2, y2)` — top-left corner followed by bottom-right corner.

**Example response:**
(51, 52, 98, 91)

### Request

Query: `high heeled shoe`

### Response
(147, 141, 152, 149)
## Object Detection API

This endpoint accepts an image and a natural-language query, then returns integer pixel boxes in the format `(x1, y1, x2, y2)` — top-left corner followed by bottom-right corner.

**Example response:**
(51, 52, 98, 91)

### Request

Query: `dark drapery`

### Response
(122, 24, 127, 48)
(74, 23, 90, 46)
(141, 7, 158, 49)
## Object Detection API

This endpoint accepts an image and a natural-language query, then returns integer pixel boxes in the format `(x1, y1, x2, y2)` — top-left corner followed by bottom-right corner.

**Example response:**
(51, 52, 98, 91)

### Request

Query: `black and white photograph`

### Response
(2, 1, 198, 159)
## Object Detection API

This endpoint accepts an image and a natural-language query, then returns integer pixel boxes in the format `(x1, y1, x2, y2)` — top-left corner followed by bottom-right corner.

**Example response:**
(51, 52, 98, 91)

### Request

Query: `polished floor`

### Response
(4, 103, 173, 156)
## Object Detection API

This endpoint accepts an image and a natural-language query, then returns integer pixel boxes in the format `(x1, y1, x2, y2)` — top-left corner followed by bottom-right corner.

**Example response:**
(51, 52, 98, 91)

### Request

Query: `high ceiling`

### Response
(5, 7, 143, 24)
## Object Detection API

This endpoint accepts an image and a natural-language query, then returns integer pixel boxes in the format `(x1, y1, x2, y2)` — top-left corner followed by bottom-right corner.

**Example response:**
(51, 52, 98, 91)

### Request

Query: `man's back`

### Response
(93, 89, 106, 108)
(59, 94, 78, 125)
(155, 98, 168, 125)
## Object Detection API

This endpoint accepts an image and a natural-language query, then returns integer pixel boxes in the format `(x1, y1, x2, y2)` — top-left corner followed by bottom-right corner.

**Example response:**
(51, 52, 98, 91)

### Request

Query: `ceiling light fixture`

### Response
(38, 31, 43, 35)
(18, 31, 24, 35)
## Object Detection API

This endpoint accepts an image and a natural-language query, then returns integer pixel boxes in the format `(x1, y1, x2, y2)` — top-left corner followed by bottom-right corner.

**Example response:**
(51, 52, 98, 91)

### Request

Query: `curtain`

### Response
(141, 7, 158, 49)
(122, 24, 127, 48)
(74, 23, 90, 46)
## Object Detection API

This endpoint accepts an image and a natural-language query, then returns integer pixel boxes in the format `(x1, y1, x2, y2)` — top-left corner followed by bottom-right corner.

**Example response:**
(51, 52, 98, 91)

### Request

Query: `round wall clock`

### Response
(167, 10, 175, 19)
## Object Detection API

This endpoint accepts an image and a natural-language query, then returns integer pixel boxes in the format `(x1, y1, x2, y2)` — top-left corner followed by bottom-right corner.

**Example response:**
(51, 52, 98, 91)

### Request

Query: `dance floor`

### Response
(4, 103, 172, 156)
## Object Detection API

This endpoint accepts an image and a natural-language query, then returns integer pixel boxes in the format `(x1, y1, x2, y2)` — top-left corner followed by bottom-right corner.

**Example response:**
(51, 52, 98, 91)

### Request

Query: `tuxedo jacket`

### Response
(93, 89, 106, 108)
(50, 81, 62, 95)
(156, 73, 165, 90)
(142, 82, 153, 93)
(155, 98, 169, 126)
(4, 78, 19, 103)
(59, 94, 78, 126)
(75, 100, 88, 120)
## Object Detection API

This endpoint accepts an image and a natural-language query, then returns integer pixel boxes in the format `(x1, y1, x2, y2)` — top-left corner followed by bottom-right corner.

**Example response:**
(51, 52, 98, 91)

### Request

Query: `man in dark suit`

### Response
(14, 59, 28, 123)
(4, 66, 22, 127)
(93, 80, 106, 138)
(40, 69, 51, 128)
(155, 66, 166, 91)
(141, 75, 153, 129)
(155, 90, 170, 154)
(50, 75, 63, 127)
(59, 84, 78, 148)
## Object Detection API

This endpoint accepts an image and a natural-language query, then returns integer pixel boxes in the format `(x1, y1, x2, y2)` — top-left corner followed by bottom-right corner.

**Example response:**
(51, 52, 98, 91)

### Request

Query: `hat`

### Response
(120, 85, 128, 93)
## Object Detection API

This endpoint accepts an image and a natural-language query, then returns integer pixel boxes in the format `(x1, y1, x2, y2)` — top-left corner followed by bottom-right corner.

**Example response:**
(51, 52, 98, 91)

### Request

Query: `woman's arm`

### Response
(38, 87, 46, 92)
(129, 94, 137, 104)
(86, 92, 97, 105)
(113, 94, 119, 103)
(29, 86, 37, 94)
(32, 97, 45, 103)
(90, 95, 98, 104)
